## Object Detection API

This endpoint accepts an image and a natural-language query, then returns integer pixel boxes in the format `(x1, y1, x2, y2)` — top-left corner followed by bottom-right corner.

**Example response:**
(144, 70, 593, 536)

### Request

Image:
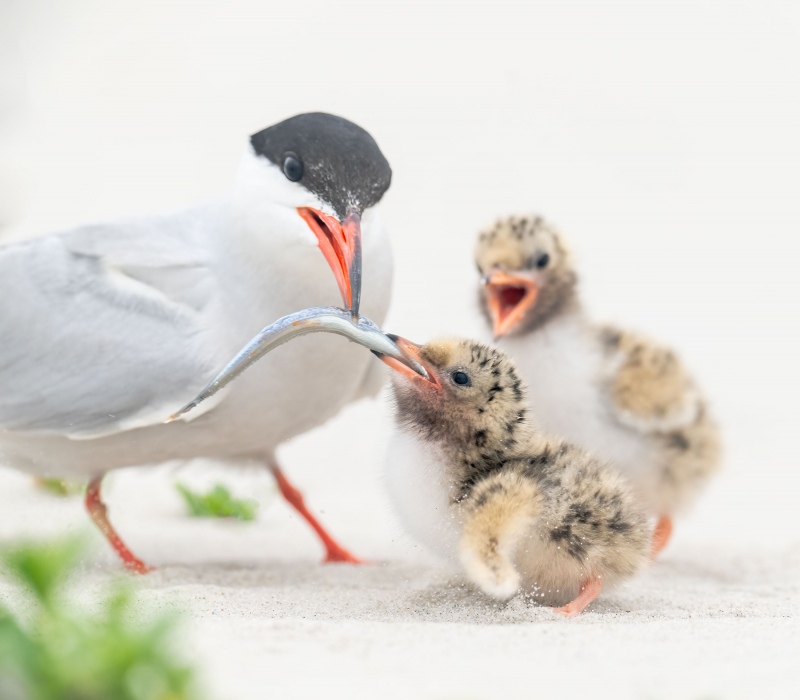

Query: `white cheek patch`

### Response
(235, 150, 336, 215)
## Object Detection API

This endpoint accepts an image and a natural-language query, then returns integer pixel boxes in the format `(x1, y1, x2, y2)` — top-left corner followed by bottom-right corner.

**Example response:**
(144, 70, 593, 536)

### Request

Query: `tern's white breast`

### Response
(206, 202, 393, 450)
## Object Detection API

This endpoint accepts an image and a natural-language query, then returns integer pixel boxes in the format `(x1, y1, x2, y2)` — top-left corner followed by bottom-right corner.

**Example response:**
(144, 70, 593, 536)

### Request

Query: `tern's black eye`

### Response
(452, 370, 471, 386)
(282, 154, 304, 182)
(536, 253, 550, 269)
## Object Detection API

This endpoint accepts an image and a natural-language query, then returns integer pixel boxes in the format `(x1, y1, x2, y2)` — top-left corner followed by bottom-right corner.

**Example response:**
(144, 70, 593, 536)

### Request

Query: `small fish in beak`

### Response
(167, 306, 427, 422)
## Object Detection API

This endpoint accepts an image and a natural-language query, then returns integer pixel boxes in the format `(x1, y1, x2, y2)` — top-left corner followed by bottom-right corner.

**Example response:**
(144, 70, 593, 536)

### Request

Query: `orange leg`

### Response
(650, 515, 673, 559)
(271, 466, 364, 564)
(553, 576, 603, 618)
(85, 476, 153, 574)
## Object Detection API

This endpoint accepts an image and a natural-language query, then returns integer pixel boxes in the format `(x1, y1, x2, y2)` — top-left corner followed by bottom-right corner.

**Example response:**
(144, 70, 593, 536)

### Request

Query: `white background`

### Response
(1, 2, 799, 698)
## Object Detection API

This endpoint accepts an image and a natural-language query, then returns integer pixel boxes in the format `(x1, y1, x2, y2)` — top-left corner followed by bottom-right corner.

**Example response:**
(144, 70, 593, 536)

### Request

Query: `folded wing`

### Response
(599, 325, 702, 434)
(0, 220, 228, 439)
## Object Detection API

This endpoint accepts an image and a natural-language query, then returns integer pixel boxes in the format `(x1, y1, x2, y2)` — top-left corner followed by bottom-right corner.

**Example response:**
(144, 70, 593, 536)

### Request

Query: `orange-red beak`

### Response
(483, 271, 539, 337)
(298, 207, 362, 316)
(378, 335, 440, 389)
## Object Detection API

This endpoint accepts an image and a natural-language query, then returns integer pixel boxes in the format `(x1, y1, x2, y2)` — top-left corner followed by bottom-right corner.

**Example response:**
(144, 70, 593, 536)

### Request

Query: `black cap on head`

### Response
(250, 112, 392, 219)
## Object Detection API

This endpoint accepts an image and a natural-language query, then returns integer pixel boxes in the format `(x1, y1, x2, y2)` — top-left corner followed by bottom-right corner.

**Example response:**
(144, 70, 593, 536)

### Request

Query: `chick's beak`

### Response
(483, 270, 539, 337)
(298, 207, 362, 317)
(378, 335, 440, 389)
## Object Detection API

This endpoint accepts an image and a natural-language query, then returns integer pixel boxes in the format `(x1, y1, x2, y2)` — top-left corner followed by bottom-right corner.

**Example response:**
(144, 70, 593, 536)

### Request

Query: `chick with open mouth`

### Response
(475, 214, 721, 557)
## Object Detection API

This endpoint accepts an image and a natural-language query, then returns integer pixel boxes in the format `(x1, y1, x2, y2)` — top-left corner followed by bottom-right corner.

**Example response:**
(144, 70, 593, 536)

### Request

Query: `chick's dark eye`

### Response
(452, 371, 471, 386)
(283, 154, 304, 182)
(536, 253, 550, 268)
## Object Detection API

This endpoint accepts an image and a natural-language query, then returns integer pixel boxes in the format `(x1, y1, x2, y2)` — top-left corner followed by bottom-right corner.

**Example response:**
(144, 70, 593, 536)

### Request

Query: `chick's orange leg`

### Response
(271, 465, 364, 564)
(553, 576, 603, 618)
(85, 476, 153, 574)
(650, 515, 673, 558)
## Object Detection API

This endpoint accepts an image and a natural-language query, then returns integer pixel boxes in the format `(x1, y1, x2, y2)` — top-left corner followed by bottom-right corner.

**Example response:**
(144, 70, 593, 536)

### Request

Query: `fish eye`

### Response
(536, 252, 550, 268)
(452, 370, 471, 386)
(282, 154, 304, 182)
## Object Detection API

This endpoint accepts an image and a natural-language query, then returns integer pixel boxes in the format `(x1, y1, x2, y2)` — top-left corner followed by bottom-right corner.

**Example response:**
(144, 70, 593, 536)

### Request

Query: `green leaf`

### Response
(1, 536, 85, 607)
(0, 538, 202, 700)
(175, 483, 258, 521)
(34, 477, 86, 497)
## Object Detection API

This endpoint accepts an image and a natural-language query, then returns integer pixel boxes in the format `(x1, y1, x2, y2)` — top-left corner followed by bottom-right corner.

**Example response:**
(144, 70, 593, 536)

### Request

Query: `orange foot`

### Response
(85, 476, 154, 575)
(553, 576, 603, 618)
(272, 465, 365, 565)
(323, 542, 364, 564)
(650, 515, 673, 559)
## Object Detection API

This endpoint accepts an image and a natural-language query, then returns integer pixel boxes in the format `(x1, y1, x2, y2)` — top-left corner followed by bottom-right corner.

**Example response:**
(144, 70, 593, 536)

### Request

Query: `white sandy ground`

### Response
(0, 399, 798, 700)
(2, 1, 800, 698)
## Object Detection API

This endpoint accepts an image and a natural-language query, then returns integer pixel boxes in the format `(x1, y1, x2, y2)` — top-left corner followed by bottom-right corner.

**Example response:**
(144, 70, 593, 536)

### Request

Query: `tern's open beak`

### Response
(377, 335, 440, 389)
(483, 271, 539, 337)
(298, 207, 362, 317)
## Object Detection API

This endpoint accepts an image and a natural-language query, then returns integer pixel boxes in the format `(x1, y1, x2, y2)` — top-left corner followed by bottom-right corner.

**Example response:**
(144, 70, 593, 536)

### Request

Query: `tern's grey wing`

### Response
(0, 220, 228, 438)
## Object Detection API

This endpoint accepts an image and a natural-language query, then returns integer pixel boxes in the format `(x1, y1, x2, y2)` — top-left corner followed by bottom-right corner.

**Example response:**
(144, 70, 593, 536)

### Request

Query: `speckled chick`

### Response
(382, 337, 650, 616)
(474, 214, 721, 555)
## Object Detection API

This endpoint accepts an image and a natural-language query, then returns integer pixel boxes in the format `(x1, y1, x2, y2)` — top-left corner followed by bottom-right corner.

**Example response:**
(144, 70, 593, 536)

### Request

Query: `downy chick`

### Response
(475, 215, 721, 554)
(381, 337, 650, 616)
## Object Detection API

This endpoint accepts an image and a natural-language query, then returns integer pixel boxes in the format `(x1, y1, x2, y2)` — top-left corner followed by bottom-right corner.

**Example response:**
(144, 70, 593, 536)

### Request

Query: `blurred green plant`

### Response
(176, 483, 258, 521)
(33, 477, 85, 497)
(0, 537, 200, 700)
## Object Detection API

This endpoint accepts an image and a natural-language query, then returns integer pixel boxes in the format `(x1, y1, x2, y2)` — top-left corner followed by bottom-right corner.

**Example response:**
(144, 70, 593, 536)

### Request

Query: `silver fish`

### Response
(166, 306, 427, 422)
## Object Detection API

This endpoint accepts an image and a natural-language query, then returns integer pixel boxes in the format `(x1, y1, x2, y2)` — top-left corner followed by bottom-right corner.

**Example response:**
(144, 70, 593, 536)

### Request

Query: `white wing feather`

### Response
(0, 217, 228, 438)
